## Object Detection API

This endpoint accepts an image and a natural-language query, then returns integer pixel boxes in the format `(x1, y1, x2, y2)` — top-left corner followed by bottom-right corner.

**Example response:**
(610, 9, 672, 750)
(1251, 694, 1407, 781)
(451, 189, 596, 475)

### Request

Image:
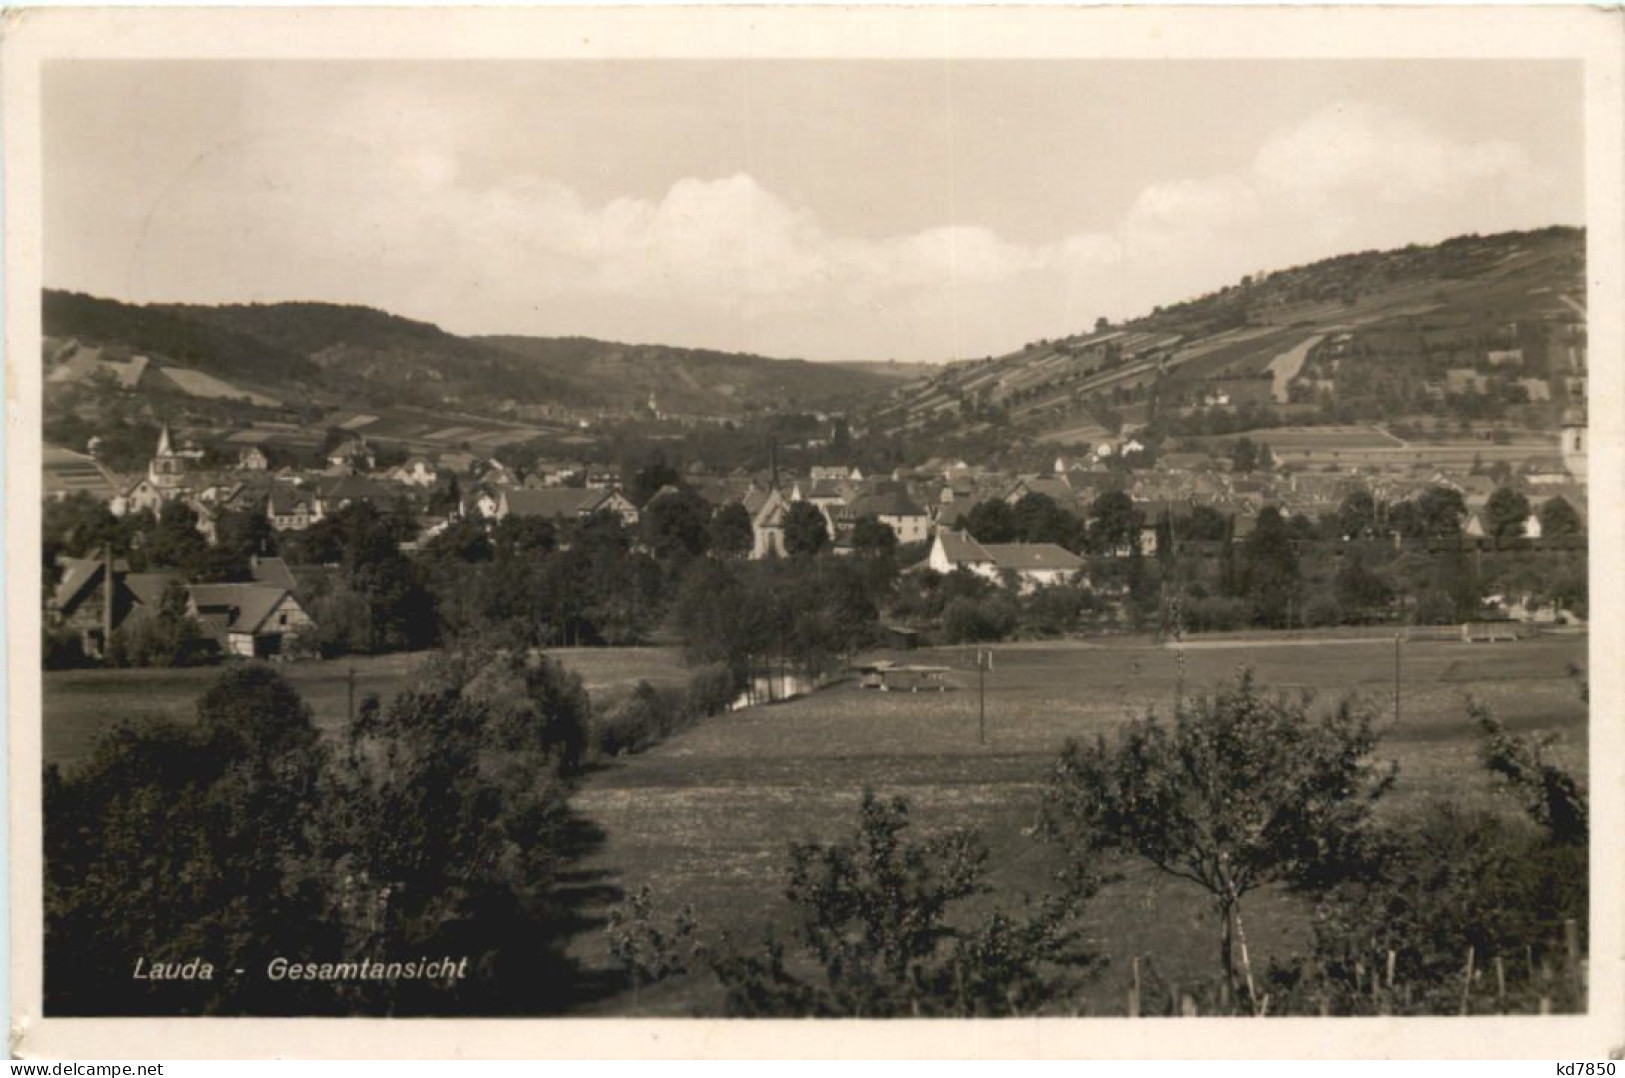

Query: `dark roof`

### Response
(935, 530, 993, 565)
(318, 475, 395, 503)
(1009, 476, 1074, 502)
(249, 556, 299, 591)
(849, 490, 926, 518)
(981, 543, 1085, 572)
(124, 572, 178, 609)
(268, 485, 318, 514)
(502, 487, 597, 518)
(187, 583, 293, 635)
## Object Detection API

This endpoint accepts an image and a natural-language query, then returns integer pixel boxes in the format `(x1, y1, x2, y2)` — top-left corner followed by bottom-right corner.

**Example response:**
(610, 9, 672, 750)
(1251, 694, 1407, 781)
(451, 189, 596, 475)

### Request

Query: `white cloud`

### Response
(115, 101, 1563, 361)
(1253, 101, 1535, 207)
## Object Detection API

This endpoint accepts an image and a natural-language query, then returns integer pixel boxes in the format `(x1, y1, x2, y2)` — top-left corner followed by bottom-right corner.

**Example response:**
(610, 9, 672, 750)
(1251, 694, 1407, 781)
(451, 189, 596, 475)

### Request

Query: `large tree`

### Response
(1088, 490, 1143, 554)
(708, 792, 1096, 1016)
(1414, 485, 1468, 539)
(641, 489, 713, 561)
(1537, 495, 1583, 538)
(1041, 672, 1394, 1011)
(1239, 506, 1300, 627)
(1335, 489, 1378, 541)
(710, 502, 755, 559)
(1483, 486, 1531, 540)
(45, 666, 338, 1014)
(850, 515, 899, 554)
(1010, 493, 1079, 547)
(782, 501, 830, 558)
(963, 499, 1018, 543)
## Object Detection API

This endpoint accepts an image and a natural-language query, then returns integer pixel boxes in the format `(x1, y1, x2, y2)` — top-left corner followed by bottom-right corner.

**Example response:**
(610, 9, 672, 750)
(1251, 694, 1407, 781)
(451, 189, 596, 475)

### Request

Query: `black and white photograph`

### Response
(5, 5, 1622, 1060)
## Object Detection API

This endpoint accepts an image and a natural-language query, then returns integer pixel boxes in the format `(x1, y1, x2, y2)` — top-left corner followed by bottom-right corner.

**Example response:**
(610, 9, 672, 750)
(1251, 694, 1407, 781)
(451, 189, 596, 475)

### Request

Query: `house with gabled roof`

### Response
(496, 486, 639, 527)
(267, 484, 322, 531)
(927, 530, 1085, 592)
(48, 552, 179, 658)
(1004, 475, 1074, 506)
(845, 489, 931, 545)
(390, 456, 442, 488)
(186, 582, 314, 658)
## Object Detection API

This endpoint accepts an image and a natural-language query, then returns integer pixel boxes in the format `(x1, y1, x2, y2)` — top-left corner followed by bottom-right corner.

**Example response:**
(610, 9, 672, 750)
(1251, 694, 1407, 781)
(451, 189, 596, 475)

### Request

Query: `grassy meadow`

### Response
(40, 646, 690, 772)
(40, 630, 1588, 1015)
(564, 632, 1588, 1015)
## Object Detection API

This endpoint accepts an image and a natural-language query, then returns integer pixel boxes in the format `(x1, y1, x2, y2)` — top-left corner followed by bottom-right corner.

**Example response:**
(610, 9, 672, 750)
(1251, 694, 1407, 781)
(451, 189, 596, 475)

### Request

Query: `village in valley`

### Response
(33, 45, 1596, 1024)
(42, 227, 1590, 669)
(38, 225, 1594, 1020)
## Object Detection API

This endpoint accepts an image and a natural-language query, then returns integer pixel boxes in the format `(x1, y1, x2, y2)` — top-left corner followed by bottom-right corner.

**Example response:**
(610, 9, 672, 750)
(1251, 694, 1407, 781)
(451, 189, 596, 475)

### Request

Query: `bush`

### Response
(589, 665, 737, 761)
(591, 681, 674, 758)
(43, 626, 88, 670)
(1184, 595, 1249, 633)
(942, 597, 1017, 644)
(1412, 590, 1457, 625)
(105, 612, 212, 668)
(685, 662, 737, 720)
(1302, 594, 1344, 628)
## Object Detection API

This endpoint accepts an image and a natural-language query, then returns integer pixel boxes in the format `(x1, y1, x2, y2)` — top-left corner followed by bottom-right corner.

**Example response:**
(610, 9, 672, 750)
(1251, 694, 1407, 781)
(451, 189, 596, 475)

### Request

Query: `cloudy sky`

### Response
(45, 60, 1582, 363)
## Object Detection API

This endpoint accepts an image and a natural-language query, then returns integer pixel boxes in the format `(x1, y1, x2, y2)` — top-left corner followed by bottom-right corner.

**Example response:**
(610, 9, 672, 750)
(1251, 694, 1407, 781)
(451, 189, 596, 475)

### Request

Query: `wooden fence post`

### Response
(1126, 956, 1141, 1018)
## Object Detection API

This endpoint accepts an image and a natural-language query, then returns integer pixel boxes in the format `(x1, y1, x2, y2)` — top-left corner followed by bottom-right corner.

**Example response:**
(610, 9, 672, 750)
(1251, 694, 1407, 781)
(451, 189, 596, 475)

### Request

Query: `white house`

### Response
(846, 490, 931, 545)
(928, 531, 1085, 593)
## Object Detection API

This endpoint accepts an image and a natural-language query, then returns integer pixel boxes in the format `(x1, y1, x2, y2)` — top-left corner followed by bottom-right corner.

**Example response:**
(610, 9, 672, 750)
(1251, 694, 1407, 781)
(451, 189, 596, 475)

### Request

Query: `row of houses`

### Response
(50, 418, 1587, 574)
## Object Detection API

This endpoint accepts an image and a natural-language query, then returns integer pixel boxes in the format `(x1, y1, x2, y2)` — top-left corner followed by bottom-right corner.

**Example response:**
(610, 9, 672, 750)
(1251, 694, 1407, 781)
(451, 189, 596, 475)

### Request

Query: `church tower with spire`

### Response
(149, 422, 185, 490)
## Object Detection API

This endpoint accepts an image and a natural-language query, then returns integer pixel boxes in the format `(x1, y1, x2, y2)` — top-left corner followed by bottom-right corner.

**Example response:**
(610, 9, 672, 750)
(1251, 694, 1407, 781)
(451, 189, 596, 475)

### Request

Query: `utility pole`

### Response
(1393, 633, 1402, 726)
(977, 648, 988, 746)
(347, 666, 357, 725)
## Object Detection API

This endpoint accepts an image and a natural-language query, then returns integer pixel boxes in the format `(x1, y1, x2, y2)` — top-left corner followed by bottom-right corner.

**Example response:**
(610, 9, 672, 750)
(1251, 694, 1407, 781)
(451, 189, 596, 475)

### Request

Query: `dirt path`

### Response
(1267, 333, 1323, 403)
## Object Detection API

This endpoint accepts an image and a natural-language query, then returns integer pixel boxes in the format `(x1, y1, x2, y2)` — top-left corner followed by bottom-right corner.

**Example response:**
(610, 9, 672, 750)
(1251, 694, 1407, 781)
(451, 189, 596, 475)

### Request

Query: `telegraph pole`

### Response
(1393, 633, 1402, 726)
(978, 648, 987, 745)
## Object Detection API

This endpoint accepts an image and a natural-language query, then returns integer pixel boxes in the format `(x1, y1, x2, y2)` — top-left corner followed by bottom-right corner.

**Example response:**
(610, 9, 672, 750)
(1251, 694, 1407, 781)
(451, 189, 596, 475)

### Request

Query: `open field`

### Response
(566, 632, 1587, 1015)
(40, 646, 687, 772)
(40, 632, 1588, 1015)
(1195, 425, 1405, 451)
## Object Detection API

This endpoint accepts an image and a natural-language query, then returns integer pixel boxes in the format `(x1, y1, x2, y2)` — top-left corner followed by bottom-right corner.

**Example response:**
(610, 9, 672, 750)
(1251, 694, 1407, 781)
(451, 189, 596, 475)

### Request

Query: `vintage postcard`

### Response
(5, 4, 1622, 1060)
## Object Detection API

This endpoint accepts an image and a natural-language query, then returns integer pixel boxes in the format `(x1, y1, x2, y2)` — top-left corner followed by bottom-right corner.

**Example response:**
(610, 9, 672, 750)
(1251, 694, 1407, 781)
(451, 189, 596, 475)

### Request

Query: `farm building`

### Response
(48, 553, 177, 659)
(186, 583, 314, 658)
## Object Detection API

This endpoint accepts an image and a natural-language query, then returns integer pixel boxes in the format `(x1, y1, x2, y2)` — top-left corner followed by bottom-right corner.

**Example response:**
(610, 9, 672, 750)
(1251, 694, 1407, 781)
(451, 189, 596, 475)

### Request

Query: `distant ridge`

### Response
(41, 292, 906, 417)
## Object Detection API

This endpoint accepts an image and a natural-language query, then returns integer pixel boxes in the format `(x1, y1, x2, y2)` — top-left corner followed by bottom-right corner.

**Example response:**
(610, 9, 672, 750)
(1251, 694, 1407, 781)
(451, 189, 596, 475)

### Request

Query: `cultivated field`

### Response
(566, 633, 1588, 1015)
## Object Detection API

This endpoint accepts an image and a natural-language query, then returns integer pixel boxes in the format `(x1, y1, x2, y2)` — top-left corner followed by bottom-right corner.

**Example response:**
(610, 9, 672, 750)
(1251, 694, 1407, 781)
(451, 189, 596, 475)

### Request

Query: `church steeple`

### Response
(150, 422, 184, 488)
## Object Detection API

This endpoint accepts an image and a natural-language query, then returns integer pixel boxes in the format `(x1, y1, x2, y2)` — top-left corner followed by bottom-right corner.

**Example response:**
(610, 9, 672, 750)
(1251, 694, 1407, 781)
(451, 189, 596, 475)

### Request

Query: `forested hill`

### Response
(41, 291, 910, 417)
